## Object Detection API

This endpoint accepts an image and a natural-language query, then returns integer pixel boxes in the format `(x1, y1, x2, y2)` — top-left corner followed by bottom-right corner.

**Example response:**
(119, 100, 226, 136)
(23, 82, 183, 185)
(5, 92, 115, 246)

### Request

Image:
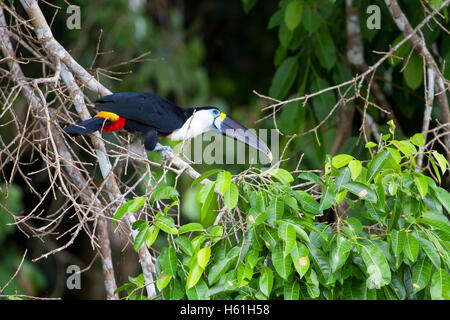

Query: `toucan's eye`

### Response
(213, 110, 219, 115)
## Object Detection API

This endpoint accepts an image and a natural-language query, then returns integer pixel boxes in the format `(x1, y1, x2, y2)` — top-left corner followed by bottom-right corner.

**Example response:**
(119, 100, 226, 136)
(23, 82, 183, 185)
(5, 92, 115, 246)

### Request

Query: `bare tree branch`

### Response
(384, 0, 450, 159)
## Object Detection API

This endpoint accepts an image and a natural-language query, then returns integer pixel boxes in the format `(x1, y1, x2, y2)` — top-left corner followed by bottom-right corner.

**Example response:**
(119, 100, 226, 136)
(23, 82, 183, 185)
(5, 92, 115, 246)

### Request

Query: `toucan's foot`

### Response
(154, 144, 172, 160)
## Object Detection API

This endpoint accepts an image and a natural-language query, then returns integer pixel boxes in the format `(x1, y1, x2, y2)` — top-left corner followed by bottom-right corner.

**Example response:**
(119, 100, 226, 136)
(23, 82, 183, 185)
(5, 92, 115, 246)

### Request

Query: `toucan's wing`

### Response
(95, 92, 187, 133)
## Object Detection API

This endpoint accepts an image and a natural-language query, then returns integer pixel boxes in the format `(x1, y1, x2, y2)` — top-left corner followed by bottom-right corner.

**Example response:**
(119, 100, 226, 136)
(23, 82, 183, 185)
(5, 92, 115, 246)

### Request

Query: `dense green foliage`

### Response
(114, 128, 450, 300)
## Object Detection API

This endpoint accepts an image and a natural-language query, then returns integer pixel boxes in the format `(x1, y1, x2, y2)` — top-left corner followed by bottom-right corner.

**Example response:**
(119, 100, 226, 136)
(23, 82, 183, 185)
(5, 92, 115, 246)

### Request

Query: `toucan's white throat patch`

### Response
(168, 110, 215, 141)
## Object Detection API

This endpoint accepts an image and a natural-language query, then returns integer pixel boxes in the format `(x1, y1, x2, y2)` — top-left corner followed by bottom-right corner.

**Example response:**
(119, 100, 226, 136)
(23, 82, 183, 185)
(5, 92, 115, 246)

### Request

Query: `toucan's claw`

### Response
(154, 144, 172, 160)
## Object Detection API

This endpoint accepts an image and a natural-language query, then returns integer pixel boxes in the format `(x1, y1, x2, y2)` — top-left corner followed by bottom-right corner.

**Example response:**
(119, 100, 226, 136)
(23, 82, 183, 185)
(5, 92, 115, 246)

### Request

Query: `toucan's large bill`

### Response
(214, 113, 272, 162)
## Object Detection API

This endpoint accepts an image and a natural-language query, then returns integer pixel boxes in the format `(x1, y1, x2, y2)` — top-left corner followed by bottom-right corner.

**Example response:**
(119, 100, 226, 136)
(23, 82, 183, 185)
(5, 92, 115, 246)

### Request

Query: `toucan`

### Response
(64, 92, 272, 161)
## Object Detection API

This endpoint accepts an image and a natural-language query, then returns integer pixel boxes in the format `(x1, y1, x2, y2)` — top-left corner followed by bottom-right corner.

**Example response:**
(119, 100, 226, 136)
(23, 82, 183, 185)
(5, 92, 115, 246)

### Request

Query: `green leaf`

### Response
(342, 278, 375, 300)
(156, 273, 172, 291)
(365, 142, 377, 148)
(433, 186, 450, 214)
(319, 184, 335, 211)
(113, 197, 146, 225)
(284, 281, 300, 300)
(330, 236, 352, 272)
(365, 200, 384, 222)
(336, 167, 351, 192)
(197, 181, 215, 204)
(186, 263, 204, 290)
(430, 268, 450, 300)
(131, 219, 147, 231)
(387, 147, 401, 165)
(259, 266, 274, 297)
(390, 230, 406, 256)
(284, 194, 298, 212)
(146, 226, 159, 248)
(410, 133, 424, 147)
(414, 176, 428, 198)
(198, 182, 215, 221)
(163, 200, 178, 214)
(403, 52, 423, 90)
(192, 169, 223, 187)
(237, 263, 253, 286)
(128, 273, 145, 287)
(290, 242, 309, 278)
(432, 151, 449, 175)
(174, 236, 194, 256)
(404, 233, 419, 263)
(262, 227, 279, 251)
(345, 217, 363, 236)
(332, 154, 354, 168)
(278, 20, 293, 48)
(268, 9, 283, 29)
(247, 208, 268, 226)
(160, 247, 178, 277)
(360, 242, 391, 289)
(389, 273, 406, 300)
(430, 0, 445, 9)
(224, 183, 239, 209)
(282, 218, 310, 243)
(415, 235, 441, 269)
(134, 225, 150, 252)
(209, 225, 224, 243)
(302, 5, 321, 34)
(429, 156, 442, 184)
(419, 211, 450, 237)
(169, 277, 185, 300)
(392, 140, 417, 157)
(178, 222, 204, 234)
(308, 245, 331, 282)
(242, 0, 257, 13)
(411, 258, 432, 294)
(294, 190, 322, 215)
(186, 278, 209, 299)
(267, 168, 294, 185)
(335, 190, 348, 204)
(272, 242, 292, 280)
(197, 247, 211, 269)
(155, 215, 178, 235)
(367, 150, 390, 182)
(305, 269, 320, 298)
(152, 186, 179, 201)
(216, 171, 231, 195)
(245, 250, 259, 270)
(314, 28, 336, 71)
(268, 198, 285, 221)
(285, 0, 303, 31)
(208, 258, 232, 286)
(348, 160, 362, 180)
(298, 172, 324, 186)
(278, 221, 296, 257)
(343, 182, 377, 203)
(269, 57, 299, 99)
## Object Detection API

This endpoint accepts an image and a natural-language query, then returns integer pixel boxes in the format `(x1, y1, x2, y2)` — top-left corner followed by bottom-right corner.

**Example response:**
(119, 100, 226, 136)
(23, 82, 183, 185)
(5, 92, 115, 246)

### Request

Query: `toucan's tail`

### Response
(64, 117, 110, 136)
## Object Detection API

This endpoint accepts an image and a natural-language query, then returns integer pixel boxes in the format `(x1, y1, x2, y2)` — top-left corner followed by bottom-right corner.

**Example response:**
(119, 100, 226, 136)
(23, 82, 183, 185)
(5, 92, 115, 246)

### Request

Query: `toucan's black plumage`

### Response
(96, 93, 190, 134)
(63, 92, 272, 160)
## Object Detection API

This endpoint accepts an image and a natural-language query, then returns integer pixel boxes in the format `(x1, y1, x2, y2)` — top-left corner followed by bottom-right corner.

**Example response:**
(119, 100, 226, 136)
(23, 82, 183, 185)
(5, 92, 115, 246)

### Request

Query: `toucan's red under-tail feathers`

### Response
(64, 117, 110, 136)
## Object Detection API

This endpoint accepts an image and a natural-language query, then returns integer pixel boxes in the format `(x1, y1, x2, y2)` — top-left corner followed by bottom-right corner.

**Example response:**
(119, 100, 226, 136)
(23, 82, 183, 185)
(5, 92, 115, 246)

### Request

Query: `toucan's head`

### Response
(173, 106, 272, 162)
